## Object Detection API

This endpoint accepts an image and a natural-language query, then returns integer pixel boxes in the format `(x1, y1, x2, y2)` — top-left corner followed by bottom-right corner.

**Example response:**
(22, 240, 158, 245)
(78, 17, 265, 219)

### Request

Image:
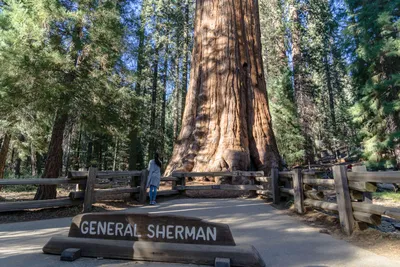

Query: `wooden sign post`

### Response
(43, 213, 265, 267)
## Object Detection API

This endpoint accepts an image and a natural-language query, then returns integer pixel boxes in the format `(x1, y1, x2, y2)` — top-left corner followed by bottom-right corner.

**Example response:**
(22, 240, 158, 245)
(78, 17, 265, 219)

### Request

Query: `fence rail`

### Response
(171, 171, 264, 177)
(175, 185, 264, 191)
(0, 198, 82, 212)
(0, 178, 87, 185)
(0, 169, 265, 213)
(2, 165, 399, 236)
(272, 166, 400, 235)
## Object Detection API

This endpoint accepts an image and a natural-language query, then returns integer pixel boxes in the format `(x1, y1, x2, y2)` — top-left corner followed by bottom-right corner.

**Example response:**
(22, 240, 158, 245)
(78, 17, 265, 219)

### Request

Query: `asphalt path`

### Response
(0, 198, 399, 267)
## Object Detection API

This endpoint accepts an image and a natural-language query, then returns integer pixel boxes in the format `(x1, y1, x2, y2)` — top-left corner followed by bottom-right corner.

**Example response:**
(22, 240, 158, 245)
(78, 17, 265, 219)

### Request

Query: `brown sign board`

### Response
(68, 213, 236, 246)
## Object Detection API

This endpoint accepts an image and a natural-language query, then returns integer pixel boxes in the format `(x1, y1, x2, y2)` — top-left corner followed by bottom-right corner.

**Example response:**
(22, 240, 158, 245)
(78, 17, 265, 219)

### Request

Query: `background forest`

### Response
(0, 0, 399, 182)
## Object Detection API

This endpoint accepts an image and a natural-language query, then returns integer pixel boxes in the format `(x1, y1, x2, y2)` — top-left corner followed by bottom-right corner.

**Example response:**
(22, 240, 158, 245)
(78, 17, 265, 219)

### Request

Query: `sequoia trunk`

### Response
(166, 0, 280, 175)
(0, 133, 11, 181)
(35, 111, 68, 200)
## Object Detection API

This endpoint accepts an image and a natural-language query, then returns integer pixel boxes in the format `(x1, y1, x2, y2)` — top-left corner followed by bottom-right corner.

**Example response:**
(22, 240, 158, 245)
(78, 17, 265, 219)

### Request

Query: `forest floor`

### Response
(0, 180, 253, 224)
(279, 203, 400, 262)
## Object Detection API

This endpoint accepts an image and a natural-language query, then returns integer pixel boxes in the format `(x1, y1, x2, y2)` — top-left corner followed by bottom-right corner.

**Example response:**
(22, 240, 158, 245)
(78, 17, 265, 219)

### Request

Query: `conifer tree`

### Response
(347, 0, 400, 168)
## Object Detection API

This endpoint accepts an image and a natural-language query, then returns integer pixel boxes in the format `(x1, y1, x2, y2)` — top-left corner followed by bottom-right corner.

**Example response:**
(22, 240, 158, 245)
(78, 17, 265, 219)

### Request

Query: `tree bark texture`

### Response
(173, 45, 182, 141)
(86, 139, 93, 169)
(128, 128, 139, 170)
(181, 0, 190, 118)
(166, 0, 280, 176)
(161, 45, 169, 158)
(292, 6, 315, 164)
(74, 124, 82, 170)
(35, 112, 68, 200)
(14, 157, 21, 177)
(113, 137, 119, 171)
(31, 143, 37, 176)
(323, 38, 336, 129)
(0, 133, 11, 181)
(148, 50, 159, 158)
(128, 10, 146, 171)
(9, 147, 15, 173)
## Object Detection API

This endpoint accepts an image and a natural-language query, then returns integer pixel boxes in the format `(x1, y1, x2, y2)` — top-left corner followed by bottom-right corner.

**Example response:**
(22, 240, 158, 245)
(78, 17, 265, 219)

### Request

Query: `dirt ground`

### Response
(0, 180, 252, 224)
(276, 202, 400, 262)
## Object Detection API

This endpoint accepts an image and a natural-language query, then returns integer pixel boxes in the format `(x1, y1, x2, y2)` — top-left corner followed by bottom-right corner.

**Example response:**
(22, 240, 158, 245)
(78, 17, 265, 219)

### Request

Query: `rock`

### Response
(394, 223, 400, 230)
(60, 248, 81, 261)
(319, 229, 330, 235)
(376, 220, 396, 233)
(215, 257, 231, 267)
(377, 183, 397, 191)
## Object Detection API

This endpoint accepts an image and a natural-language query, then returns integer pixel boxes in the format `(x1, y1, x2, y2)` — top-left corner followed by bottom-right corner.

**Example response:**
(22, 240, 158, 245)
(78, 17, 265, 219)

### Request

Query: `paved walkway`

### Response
(0, 198, 399, 267)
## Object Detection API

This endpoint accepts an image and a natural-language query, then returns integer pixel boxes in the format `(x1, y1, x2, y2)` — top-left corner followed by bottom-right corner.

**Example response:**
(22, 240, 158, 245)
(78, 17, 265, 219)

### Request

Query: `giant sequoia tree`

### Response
(166, 0, 280, 175)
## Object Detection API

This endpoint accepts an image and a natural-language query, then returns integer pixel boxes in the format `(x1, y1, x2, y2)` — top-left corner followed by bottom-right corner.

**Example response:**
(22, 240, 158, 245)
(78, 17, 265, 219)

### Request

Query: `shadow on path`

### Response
(0, 198, 398, 267)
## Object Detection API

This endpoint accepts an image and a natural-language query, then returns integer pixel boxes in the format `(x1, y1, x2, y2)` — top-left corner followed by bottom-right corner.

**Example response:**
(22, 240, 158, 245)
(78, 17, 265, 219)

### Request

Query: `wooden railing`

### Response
(170, 170, 265, 194)
(67, 168, 144, 212)
(4, 166, 396, 236)
(0, 176, 87, 212)
(0, 169, 266, 213)
(73, 169, 266, 211)
(272, 166, 400, 235)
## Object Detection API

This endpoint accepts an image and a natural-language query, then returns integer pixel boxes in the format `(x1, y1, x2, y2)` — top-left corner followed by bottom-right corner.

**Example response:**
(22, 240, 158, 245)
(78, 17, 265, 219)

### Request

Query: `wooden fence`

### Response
(171, 170, 265, 194)
(0, 175, 87, 212)
(1, 166, 399, 236)
(0, 168, 143, 213)
(0, 169, 265, 213)
(271, 165, 400, 235)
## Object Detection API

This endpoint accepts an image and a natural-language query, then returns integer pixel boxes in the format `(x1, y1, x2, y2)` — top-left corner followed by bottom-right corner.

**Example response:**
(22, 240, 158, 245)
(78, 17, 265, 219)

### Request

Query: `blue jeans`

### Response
(149, 185, 157, 202)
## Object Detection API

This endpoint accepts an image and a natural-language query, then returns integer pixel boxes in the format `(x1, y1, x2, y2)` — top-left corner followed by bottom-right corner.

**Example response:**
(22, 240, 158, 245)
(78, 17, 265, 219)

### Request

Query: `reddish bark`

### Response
(166, 0, 280, 176)
(34, 112, 68, 200)
(0, 134, 11, 182)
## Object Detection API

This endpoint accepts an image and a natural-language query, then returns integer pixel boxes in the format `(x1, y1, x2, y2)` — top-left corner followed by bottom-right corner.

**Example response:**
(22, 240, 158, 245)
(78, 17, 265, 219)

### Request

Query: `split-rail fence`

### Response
(1, 165, 399, 235)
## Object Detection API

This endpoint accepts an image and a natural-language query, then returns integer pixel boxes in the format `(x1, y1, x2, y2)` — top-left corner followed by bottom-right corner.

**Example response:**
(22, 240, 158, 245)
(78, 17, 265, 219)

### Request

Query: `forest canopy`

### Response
(0, 0, 399, 190)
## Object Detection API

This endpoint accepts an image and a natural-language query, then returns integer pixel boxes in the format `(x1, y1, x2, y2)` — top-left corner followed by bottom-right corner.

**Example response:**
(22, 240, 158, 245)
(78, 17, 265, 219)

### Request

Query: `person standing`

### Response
(146, 153, 162, 205)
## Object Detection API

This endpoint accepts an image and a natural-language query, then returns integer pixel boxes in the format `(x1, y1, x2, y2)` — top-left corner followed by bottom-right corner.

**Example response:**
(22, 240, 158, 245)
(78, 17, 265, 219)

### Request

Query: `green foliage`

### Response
(269, 70, 306, 166)
(347, 0, 400, 167)
(1, 0, 399, 181)
(373, 192, 400, 203)
(259, 0, 305, 166)
(0, 0, 136, 173)
(260, 0, 357, 166)
(2, 184, 37, 193)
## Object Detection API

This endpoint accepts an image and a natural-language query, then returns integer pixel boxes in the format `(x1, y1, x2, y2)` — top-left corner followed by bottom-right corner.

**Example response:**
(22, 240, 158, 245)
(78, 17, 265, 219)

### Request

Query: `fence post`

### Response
(139, 169, 149, 204)
(83, 167, 97, 213)
(352, 165, 372, 203)
(292, 168, 305, 214)
(180, 175, 186, 195)
(72, 171, 89, 192)
(130, 174, 140, 200)
(171, 178, 177, 190)
(333, 165, 355, 235)
(271, 168, 280, 204)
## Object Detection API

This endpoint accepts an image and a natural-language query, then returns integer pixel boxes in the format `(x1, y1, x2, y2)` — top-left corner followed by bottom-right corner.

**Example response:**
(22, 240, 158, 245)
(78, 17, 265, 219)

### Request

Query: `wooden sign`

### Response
(44, 213, 265, 266)
(68, 213, 236, 246)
